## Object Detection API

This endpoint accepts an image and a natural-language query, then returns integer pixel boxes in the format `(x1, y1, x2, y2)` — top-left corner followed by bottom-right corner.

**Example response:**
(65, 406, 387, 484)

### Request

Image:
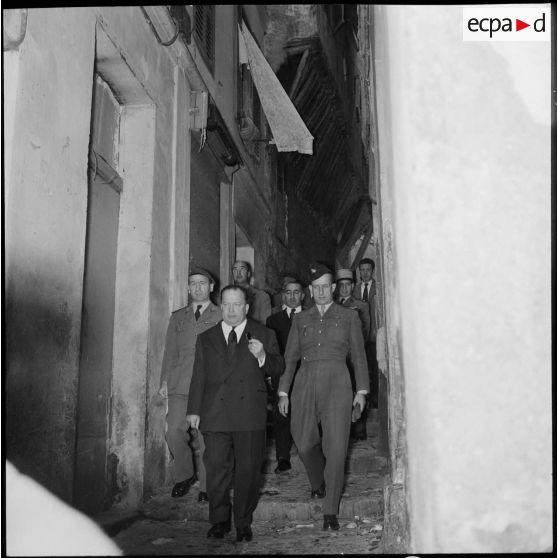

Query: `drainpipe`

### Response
(140, 6, 206, 93)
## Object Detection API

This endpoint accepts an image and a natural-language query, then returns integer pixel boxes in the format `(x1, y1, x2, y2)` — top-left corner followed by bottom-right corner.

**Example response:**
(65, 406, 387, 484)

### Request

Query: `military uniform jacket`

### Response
(335, 295, 370, 342)
(187, 319, 284, 432)
(278, 304, 369, 395)
(246, 286, 272, 325)
(160, 303, 222, 396)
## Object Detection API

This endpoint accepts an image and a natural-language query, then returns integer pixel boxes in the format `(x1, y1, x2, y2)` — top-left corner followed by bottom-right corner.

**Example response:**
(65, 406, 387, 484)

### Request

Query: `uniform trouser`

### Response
(166, 395, 206, 490)
(290, 363, 353, 515)
(203, 430, 266, 528)
(271, 376, 293, 462)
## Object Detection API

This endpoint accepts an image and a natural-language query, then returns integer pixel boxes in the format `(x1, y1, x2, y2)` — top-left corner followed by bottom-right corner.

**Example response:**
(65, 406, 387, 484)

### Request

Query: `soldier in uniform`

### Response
(334, 268, 371, 442)
(232, 260, 272, 325)
(159, 267, 222, 501)
(278, 263, 369, 531)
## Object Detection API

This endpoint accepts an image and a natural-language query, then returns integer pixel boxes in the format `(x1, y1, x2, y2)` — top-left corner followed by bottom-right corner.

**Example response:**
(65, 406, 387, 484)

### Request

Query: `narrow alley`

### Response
(4, 4, 552, 556)
(107, 412, 386, 555)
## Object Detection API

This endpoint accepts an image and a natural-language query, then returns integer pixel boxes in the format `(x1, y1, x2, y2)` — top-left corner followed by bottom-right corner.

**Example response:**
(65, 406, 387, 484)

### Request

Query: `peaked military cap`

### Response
(188, 266, 215, 284)
(335, 268, 354, 282)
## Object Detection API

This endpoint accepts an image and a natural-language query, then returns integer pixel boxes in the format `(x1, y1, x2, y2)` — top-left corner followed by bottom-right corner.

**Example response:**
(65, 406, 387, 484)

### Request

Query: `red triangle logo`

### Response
(516, 19, 530, 31)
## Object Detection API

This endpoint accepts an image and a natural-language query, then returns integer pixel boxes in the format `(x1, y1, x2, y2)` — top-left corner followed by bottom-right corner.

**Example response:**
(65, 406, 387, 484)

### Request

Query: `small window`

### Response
(194, 5, 215, 71)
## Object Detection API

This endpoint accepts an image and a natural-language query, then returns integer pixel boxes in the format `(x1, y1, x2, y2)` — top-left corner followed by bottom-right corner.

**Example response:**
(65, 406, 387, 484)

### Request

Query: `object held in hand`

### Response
(352, 401, 362, 421)
(246, 332, 253, 341)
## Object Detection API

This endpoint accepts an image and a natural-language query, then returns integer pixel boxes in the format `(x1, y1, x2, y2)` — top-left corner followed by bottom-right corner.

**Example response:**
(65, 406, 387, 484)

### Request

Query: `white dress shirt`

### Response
(221, 319, 265, 366)
(282, 304, 302, 315)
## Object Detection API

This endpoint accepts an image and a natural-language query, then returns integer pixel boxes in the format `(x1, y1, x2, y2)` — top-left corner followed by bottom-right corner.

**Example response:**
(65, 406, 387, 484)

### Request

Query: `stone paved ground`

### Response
(109, 415, 387, 555)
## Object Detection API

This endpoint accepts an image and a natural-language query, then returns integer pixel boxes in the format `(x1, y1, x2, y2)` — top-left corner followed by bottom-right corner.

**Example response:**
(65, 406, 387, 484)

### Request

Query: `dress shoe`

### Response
(236, 525, 253, 542)
(323, 514, 340, 530)
(171, 475, 196, 498)
(310, 482, 326, 499)
(198, 491, 208, 502)
(207, 521, 231, 539)
(274, 459, 292, 474)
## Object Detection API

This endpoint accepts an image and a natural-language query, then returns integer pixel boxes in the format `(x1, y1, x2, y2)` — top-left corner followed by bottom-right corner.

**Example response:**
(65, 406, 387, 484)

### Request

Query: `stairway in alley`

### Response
(112, 411, 387, 555)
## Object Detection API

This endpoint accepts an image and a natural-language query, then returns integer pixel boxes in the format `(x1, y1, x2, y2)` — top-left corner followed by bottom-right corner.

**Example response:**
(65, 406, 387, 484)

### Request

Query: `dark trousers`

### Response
(203, 430, 266, 528)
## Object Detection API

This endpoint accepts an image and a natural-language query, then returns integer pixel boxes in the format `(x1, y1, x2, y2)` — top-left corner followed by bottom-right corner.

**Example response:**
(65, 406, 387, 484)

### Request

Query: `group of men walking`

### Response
(158, 257, 378, 542)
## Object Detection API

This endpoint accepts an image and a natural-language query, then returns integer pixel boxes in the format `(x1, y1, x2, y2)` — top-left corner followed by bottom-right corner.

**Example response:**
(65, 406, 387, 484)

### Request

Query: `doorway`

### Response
(74, 76, 122, 514)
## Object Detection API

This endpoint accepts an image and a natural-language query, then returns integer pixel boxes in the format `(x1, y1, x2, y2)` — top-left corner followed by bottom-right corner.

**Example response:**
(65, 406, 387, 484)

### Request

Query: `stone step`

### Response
(141, 433, 388, 523)
(141, 469, 386, 523)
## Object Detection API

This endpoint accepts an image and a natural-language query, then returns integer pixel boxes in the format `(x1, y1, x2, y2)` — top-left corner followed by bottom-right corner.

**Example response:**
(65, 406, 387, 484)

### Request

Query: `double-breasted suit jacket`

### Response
(187, 319, 284, 432)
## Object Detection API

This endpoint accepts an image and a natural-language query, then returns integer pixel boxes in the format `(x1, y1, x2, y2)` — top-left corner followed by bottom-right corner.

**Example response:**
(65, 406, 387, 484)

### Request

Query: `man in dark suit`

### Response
(353, 257, 378, 408)
(265, 277, 305, 474)
(187, 285, 284, 543)
(278, 263, 369, 531)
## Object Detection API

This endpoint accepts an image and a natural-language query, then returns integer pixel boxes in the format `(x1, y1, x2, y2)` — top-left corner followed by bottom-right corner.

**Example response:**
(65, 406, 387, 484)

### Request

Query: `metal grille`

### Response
(194, 5, 215, 69)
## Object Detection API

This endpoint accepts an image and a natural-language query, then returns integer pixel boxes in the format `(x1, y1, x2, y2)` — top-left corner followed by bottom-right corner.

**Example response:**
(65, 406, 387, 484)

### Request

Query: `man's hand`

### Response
(158, 381, 168, 398)
(352, 393, 366, 414)
(247, 337, 266, 361)
(187, 415, 200, 429)
(278, 395, 289, 417)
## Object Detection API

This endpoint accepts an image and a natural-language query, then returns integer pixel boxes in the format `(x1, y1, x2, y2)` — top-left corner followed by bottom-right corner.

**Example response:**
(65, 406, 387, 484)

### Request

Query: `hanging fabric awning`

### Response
(239, 21, 314, 155)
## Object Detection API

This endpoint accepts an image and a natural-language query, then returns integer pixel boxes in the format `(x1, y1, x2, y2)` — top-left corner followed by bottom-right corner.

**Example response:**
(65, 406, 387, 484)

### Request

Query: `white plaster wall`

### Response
(378, 5, 552, 553)
(5, 7, 96, 500)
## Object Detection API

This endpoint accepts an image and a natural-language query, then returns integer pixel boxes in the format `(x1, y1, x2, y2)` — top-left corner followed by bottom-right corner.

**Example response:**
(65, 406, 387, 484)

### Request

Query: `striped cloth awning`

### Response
(239, 21, 314, 155)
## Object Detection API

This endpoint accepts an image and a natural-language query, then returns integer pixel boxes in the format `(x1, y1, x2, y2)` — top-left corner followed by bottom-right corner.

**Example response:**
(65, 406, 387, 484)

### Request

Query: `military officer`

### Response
(159, 267, 222, 501)
(334, 268, 371, 442)
(232, 260, 272, 325)
(278, 263, 369, 531)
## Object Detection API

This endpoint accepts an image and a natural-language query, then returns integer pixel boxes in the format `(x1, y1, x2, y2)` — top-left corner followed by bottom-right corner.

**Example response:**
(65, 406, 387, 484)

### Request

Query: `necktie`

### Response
(290, 308, 296, 321)
(194, 305, 202, 321)
(363, 283, 369, 302)
(228, 327, 237, 355)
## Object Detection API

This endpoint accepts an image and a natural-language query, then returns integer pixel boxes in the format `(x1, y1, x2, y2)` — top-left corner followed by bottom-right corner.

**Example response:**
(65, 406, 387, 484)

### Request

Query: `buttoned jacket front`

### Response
(160, 303, 222, 396)
(278, 303, 369, 395)
(187, 319, 284, 432)
(335, 295, 370, 342)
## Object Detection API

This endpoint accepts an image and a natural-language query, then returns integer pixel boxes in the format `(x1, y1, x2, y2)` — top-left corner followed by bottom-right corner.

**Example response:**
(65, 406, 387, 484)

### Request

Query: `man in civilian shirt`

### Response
(187, 286, 283, 542)
(266, 277, 305, 474)
(232, 260, 272, 325)
(278, 263, 369, 531)
(159, 267, 221, 501)
(353, 257, 378, 408)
